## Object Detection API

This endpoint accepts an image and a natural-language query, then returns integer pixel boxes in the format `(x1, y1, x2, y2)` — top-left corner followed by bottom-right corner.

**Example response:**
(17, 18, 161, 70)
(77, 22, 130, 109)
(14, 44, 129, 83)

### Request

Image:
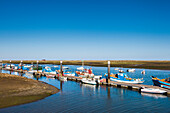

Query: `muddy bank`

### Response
(0, 73, 59, 108)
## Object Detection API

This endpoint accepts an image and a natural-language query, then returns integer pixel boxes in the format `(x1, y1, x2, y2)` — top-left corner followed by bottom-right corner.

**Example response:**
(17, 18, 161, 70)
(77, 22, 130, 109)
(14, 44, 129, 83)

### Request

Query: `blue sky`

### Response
(0, 0, 170, 60)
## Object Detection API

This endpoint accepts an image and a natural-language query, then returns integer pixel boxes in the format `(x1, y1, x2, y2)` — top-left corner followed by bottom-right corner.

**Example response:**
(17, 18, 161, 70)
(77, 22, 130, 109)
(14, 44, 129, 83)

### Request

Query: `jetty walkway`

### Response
(1, 67, 170, 96)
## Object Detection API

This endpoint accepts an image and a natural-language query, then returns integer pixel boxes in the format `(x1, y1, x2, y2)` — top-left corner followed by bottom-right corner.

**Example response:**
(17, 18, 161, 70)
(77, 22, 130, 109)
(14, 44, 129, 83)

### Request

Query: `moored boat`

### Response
(140, 87, 167, 94)
(119, 69, 124, 73)
(104, 73, 144, 84)
(114, 68, 119, 70)
(141, 70, 145, 74)
(127, 69, 135, 72)
(151, 76, 170, 89)
(81, 78, 100, 85)
(76, 68, 94, 78)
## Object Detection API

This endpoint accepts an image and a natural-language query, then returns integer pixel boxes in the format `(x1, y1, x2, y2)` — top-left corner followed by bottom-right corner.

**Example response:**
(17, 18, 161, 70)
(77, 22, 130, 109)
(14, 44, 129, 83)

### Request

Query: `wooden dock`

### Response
(1, 67, 170, 96)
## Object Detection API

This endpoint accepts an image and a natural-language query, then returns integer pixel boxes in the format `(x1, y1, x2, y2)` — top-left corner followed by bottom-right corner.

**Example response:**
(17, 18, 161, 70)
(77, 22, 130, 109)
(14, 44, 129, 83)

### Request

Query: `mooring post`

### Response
(37, 60, 39, 72)
(107, 61, 111, 84)
(82, 60, 84, 67)
(21, 60, 23, 70)
(60, 61, 63, 76)
(10, 60, 11, 69)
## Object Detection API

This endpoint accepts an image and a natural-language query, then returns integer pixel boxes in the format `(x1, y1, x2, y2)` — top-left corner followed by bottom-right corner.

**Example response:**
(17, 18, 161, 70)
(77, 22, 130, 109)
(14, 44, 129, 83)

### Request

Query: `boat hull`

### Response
(152, 79, 170, 89)
(110, 78, 144, 84)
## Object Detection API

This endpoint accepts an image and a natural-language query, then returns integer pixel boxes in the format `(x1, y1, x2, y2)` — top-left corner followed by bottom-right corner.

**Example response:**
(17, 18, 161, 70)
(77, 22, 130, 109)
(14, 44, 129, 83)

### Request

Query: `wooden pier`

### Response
(1, 67, 170, 96)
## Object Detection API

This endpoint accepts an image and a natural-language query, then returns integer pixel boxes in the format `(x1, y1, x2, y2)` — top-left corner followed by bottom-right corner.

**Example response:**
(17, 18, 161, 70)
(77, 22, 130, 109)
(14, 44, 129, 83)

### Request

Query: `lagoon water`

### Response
(0, 65, 170, 113)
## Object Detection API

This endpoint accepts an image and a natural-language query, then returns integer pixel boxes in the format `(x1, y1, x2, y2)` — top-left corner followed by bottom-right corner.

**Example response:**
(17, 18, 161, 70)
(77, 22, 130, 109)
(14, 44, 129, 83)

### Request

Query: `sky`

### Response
(0, 0, 170, 60)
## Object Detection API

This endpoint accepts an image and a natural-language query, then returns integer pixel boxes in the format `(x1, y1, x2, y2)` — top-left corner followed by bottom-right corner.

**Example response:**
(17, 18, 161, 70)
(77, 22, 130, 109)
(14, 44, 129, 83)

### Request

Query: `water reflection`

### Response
(80, 83, 100, 95)
(107, 87, 111, 99)
(0, 69, 170, 113)
(141, 93, 167, 99)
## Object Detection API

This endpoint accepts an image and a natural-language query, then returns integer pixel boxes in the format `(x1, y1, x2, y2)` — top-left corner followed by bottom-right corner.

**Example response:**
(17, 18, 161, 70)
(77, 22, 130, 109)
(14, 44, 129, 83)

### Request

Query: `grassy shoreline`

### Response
(2, 60, 170, 70)
(0, 73, 59, 109)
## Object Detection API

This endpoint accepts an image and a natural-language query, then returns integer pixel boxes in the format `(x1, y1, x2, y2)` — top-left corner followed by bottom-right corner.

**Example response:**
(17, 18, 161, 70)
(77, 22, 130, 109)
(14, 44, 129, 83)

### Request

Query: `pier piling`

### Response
(107, 61, 111, 84)
(37, 60, 39, 72)
(60, 61, 63, 76)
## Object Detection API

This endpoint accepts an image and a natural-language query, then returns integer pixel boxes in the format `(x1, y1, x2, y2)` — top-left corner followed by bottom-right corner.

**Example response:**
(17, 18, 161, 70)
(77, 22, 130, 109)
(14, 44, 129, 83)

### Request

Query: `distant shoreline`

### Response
(2, 60, 170, 70)
(0, 73, 59, 109)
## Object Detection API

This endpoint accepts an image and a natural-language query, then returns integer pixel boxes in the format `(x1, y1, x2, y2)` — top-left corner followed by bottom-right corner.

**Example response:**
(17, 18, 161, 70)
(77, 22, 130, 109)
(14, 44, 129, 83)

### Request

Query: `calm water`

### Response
(0, 65, 170, 113)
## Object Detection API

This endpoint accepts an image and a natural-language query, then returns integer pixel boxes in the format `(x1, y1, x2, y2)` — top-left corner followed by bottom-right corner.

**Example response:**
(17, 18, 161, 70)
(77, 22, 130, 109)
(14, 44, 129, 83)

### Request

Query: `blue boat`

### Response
(152, 76, 170, 89)
(104, 73, 144, 84)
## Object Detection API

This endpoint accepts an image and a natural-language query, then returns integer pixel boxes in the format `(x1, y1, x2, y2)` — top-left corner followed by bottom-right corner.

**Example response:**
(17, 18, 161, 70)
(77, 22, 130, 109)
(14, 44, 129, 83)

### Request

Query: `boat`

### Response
(127, 69, 135, 72)
(151, 76, 170, 89)
(63, 66, 69, 70)
(141, 70, 145, 74)
(118, 69, 124, 73)
(81, 78, 100, 85)
(63, 71, 75, 76)
(42, 66, 57, 75)
(114, 68, 119, 70)
(59, 76, 67, 81)
(104, 73, 144, 84)
(46, 74, 56, 78)
(140, 87, 167, 94)
(76, 68, 94, 78)
(77, 66, 84, 70)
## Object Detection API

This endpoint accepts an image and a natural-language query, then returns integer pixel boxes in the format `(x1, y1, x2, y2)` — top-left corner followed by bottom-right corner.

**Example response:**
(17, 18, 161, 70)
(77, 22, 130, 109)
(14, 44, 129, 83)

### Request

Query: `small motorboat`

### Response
(119, 69, 124, 73)
(114, 68, 119, 70)
(127, 69, 135, 72)
(151, 76, 170, 89)
(141, 70, 145, 74)
(81, 78, 100, 85)
(77, 66, 84, 70)
(59, 76, 67, 81)
(140, 87, 167, 94)
(46, 74, 56, 78)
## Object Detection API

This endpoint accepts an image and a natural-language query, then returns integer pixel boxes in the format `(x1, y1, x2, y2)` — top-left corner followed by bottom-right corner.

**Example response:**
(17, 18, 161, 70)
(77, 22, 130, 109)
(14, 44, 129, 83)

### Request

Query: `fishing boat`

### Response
(42, 66, 57, 75)
(127, 69, 135, 72)
(104, 73, 144, 84)
(76, 68, 94, 78)
(81, 78, 100, 85)
(140, 87, 167, 94)
(151, 76, 170, 89)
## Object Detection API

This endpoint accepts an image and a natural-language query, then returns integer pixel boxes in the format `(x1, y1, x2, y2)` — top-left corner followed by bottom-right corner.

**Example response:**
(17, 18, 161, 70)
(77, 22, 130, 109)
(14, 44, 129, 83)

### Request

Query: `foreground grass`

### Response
(2, 60, 170, 70)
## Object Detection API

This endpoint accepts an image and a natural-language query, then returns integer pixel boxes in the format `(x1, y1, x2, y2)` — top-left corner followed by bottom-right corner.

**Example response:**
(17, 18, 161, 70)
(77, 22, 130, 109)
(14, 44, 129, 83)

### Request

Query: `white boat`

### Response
(63, 66, 69, 69)
(77, 66, 84, 70)
(141, 87, 167, 94)
(27, 70, 42, 74)
(81, 78, 100, 85)
(59, 76, 67, 81)
(127, 69, 135, 72)
(114, 68, 119, 70)
(46, 74, 56, 78)
(119, 69, 124, 73)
